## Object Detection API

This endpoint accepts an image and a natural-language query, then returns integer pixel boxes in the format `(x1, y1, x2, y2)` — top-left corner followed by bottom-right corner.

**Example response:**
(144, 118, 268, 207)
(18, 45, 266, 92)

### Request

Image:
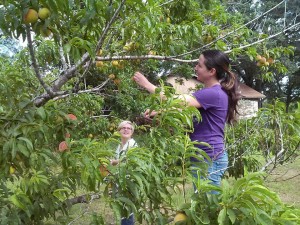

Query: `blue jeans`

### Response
(192, 151, 228, 193)
(207, 151, 228, 187)
(121, 213, 134, 225)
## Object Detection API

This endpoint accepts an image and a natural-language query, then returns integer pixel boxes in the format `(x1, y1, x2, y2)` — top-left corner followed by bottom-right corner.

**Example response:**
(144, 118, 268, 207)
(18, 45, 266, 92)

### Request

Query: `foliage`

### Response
(176, 173, 300, 225)
(0, 0, 300, 224)
(102, 85, 207, 224)
(226, 100, 300, 178)
(225, 0, 300, 109)
(0, 64, 207, 224)
(0, 0, 296, 107)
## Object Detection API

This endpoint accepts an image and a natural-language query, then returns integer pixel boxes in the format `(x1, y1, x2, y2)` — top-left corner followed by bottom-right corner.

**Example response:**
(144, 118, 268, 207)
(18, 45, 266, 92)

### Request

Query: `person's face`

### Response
(194, 54, 214, 83)
(119, 124, 133, 139)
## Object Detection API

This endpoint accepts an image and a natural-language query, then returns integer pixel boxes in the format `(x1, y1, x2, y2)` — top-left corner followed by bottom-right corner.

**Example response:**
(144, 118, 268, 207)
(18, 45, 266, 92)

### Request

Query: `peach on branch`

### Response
(38, 7, 51, 20)
(174, 212, 188, 223)
(66, 113, 77, 121)
(58, 141, 68, 152)
(96, 61, 105, 67)
(23, 9, 39, 24)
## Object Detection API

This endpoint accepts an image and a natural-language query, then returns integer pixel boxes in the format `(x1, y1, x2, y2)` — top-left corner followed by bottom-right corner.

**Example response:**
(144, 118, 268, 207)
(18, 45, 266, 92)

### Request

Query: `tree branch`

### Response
(52, 52, 90, 92)
(226, 22, 300, 54)
(26, 25, 54, 96)
(65, 193, 101, 205)
(172, 0, 287, 58)
(260, 115, 285, 172)
(95, 54, 198, 63)
(59, 37, 69, 71)
(52, 79, 110, 101)
(73, 0, 126, 91)
(93, 22, 300, 64)
(31, 3, 300, 107)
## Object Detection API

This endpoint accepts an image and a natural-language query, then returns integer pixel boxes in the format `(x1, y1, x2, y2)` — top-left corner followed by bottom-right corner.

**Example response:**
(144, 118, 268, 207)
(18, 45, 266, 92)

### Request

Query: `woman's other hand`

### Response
(144, 109, 158, 118)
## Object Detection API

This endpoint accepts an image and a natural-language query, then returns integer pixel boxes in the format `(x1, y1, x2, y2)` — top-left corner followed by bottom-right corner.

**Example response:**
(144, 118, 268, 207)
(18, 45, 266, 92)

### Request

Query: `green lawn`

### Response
(264, 157, 300, 208)
(45, 157, 300, 224)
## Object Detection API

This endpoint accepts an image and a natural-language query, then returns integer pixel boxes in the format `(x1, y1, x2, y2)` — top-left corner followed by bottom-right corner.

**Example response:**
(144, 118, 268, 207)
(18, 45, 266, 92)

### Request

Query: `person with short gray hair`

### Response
(111, 120, 137, 225)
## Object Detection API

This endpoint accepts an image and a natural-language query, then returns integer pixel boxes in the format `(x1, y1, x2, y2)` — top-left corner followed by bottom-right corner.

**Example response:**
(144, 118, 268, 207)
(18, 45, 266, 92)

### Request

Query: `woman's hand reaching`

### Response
(132, 71, 157, 93)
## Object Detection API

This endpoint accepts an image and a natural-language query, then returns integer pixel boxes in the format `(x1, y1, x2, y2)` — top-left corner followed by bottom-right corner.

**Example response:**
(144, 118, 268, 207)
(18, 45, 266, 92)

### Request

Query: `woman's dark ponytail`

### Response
(220, 70, 240, 124)
(202, 50, 241, 124)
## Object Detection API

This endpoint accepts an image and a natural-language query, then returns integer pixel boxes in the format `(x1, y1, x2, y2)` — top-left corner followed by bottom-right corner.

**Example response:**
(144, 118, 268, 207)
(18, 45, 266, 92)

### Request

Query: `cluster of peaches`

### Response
(256, 54, 274, 67)
(23, 7, 52, 37)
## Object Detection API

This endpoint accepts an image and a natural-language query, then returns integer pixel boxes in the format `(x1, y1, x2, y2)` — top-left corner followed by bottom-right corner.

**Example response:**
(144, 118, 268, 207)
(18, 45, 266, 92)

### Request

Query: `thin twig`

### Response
(270, 173, 300, 182)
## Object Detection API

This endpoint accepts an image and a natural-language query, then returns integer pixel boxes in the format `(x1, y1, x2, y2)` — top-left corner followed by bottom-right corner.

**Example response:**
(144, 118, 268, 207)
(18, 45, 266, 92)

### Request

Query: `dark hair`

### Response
(202, 49, 240, 124)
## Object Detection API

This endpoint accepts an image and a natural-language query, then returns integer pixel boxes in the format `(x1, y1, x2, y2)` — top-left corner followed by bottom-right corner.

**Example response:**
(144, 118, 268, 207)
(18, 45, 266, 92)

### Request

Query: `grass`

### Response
(45, 158, 300, 224)
(264, 156, 300, 208)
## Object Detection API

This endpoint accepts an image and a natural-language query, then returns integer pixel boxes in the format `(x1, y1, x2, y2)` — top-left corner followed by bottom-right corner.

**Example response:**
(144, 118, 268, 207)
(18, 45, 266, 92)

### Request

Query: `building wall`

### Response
(238, 99, 259, 119)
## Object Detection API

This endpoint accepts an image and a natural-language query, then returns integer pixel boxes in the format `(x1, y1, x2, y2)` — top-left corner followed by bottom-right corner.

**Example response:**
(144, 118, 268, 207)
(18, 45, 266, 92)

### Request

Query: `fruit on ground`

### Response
(58, 141, 68, 152)
(23, 9, 39, 24)
(67, 113, 77, 121)
(99, 165, 109, 177)
(38, 8, 51, 20)
(257, 61, 263, 67)
(123, 44, 131, 51)
(174, 212, 187, 223)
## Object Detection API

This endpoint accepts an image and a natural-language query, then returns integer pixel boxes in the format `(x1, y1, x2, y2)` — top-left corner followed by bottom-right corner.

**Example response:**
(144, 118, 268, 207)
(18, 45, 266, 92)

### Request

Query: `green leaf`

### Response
(36, 107, 46, 120)
(16, 143, 30, 157)
(18, 137, 33, 152)
(255, 210, 272, 225)
(10, 194, 26, 210)
(227, 208, 236, 224)
(218, 208, 227, 225)
(53, 188, 70, 201)
(3, 140, 11, 157)
(117, 196, 136, 212)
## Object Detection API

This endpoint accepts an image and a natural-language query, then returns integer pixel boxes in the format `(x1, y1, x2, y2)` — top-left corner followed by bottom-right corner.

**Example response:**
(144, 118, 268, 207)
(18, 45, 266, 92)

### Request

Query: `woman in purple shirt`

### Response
(133, 50, 240, 188)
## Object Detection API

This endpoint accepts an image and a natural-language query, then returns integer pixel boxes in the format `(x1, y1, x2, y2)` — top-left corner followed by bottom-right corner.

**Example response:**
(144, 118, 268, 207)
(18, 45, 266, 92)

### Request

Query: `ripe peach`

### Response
(23, 9, 38, 24)
(67, 114, 77, 121)
(58, 141, 68, 152)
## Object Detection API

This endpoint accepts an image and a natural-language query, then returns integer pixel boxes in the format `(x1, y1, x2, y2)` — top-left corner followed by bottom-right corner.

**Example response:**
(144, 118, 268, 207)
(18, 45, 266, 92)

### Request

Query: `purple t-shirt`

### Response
(190, 84, 228, 160)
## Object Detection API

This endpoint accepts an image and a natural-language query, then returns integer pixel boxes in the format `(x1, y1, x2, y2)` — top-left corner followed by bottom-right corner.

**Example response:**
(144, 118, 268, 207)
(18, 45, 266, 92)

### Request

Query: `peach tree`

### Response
(1, 0, 300, 224)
